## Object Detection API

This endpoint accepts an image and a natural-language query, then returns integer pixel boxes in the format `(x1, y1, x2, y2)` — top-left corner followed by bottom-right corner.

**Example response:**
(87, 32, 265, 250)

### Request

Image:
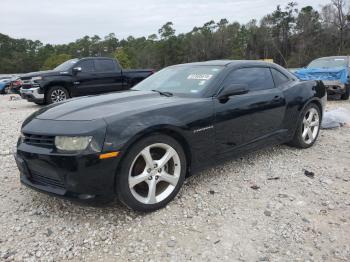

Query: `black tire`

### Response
(289, 103, 321, 149)
(116, 134, 187, 212)
(340, 85, 350, 100)
(46, 86, 70, 104)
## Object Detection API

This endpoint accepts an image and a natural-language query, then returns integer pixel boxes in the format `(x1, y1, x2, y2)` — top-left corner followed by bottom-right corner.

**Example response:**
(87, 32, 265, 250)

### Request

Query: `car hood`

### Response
(34, 91, 182, 121)
(20, 70, 63, 79)
(294, 67, 349, 84)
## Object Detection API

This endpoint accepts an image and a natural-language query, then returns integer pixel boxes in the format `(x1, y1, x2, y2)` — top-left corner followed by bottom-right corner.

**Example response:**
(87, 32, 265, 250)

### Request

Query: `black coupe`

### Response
(15, 60, 326, 212)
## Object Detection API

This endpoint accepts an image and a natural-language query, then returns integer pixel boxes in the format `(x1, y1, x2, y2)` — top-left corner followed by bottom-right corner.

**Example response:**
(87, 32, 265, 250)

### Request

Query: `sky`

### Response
(1, 0, 331, 44)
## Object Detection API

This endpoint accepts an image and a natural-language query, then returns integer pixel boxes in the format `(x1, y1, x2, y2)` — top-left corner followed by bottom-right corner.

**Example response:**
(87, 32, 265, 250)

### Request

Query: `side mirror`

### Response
(72, 67, 82, 74)
(218, 84, 249, 100)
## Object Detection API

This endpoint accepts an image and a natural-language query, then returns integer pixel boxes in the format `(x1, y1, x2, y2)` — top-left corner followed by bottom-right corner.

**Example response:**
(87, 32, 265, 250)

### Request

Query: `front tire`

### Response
(46, 86, 70, 104)
(116, 134, 187, 212)
(289, 103, 321, 148)
(340, 85, 350, 100)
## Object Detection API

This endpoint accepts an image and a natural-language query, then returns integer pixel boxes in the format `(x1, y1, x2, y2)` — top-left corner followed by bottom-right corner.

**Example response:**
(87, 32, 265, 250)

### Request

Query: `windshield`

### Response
(54, 59, 79, 71)
(132, 65, 224, 95)
(308, 58, 348, 69)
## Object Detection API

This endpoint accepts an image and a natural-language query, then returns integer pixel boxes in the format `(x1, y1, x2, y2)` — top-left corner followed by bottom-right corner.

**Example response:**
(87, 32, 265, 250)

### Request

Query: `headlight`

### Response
(55, 136, 92, 151)
(31, 76, 42, 81)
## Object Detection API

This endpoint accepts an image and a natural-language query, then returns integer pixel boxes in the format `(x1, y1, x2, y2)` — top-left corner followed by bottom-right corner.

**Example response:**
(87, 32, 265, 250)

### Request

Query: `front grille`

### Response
(21, 82, 40, 89)
(30, 172, 65, 189)
(23, 133, 55, 148)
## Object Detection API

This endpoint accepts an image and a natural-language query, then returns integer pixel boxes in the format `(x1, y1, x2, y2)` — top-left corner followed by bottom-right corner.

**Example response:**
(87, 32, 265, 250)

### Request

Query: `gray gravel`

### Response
(0, 94, 350, 261)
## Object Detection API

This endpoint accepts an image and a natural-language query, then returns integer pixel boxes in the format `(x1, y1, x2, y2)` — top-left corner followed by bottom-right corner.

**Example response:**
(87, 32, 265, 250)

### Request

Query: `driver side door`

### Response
(214, 67, 287, 155)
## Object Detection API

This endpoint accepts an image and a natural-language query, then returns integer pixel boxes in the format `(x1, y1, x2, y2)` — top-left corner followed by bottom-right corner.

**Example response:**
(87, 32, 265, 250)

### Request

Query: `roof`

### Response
(313, 56, 349, 60)
(79, 57, 115, 60)
(175, 60, 274, 67)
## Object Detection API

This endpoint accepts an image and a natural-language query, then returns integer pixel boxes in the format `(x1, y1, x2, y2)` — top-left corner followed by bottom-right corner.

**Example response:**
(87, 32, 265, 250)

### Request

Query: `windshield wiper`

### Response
(151, 90, 173, 97)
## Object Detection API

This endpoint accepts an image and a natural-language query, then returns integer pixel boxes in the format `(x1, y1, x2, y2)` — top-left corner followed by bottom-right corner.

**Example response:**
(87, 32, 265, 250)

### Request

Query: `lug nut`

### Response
(154, 164, 158, 168)
(155, 176, 159, 180)
(158, 168, 162, 173)
(147, 168, 152, 173)
(148, 176, 153, 180)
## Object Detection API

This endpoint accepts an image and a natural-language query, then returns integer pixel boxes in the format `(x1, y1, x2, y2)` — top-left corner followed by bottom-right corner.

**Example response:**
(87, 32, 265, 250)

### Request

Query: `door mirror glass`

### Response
(72, 67, 82, 74)
(218, 84, 249, 99)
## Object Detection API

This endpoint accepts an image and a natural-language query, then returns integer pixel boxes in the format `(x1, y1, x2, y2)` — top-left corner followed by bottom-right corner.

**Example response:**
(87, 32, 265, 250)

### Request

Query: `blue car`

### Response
(0, 77, 11, 94)
(294, 56, 350, 100)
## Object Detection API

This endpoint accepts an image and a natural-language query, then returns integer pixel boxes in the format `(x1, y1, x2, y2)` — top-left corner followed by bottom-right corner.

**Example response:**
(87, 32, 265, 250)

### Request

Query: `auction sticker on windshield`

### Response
(187, 74, 213, 80)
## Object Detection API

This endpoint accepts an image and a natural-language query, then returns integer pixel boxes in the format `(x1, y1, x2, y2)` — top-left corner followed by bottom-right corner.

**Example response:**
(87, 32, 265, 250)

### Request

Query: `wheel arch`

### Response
(45, 81, 72, 97)
(114, 126, 193, 193)
(301, 98, 323, 120)
(290, 98, 323, 139)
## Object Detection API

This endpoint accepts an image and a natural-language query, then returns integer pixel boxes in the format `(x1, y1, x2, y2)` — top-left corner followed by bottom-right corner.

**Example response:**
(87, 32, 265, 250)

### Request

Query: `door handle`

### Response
(272, 96, 281, 101)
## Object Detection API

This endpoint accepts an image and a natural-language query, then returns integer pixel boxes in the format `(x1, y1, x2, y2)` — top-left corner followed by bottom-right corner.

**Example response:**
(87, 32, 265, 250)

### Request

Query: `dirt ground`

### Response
(0, 94, 349, 261)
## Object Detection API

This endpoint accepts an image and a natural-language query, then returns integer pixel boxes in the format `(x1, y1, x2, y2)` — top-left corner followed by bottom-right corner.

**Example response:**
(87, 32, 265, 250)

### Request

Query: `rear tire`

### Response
(289, 103, 321, 149)
(340, 85, 350, 100)
(116, 134, 187, 212)
(46, 86, 70, 104)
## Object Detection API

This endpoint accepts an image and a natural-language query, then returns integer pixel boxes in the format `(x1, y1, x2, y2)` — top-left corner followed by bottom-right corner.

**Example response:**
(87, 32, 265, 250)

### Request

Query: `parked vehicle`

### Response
(0, 77, 12, 94)
(294, 56, 350, 100)
(10, 78, 23, 94)
(20, 57, 154, 105)
(15, 60, 326, 212)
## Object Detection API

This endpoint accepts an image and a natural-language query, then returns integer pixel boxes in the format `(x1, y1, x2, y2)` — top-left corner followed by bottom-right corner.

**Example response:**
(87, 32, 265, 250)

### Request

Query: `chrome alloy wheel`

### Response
(128, 143, 181, 205)
(51, 89, 67, 103)
(302, 107, 320, 144)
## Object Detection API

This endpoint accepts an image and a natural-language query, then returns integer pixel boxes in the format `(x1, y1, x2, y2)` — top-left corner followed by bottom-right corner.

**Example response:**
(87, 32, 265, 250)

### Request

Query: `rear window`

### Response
(271, 68, 290, 86)
(94, 59, 116, 72)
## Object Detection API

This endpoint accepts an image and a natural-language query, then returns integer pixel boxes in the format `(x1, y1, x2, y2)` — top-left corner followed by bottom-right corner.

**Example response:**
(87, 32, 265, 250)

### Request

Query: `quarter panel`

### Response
(281, 80, 326, 138)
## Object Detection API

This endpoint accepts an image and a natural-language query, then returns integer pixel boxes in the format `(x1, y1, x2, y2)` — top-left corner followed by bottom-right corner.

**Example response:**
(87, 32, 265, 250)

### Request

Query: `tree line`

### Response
(0, 0, 349, 74)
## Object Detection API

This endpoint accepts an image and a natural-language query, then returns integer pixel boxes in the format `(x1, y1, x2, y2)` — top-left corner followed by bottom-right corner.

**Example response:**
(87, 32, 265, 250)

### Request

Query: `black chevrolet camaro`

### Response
(15, 60, 326, 212)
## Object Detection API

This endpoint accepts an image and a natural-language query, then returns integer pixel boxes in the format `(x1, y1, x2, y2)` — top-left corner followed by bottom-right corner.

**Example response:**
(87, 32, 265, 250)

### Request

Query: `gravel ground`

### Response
(0, 94, 349, 262)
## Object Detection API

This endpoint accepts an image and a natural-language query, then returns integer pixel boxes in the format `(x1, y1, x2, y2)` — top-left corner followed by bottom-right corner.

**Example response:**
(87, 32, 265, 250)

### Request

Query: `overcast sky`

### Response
(1, 0, 331, 44)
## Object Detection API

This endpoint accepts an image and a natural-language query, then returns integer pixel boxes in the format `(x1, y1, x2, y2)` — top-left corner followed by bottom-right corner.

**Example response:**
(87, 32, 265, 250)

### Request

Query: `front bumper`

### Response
(20, 87, 44, 103)
(15, 144, 120, 201)
(322, 80, 347, 95)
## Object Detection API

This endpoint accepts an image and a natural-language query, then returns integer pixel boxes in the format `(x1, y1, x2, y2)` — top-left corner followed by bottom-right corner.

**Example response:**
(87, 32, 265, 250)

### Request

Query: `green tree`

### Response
(42, 54, 72, 70)
(114, 48, 132, 68)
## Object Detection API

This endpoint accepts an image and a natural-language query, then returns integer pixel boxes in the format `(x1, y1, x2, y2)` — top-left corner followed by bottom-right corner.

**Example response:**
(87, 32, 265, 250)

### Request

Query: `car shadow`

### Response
(22, 144, 292, 223)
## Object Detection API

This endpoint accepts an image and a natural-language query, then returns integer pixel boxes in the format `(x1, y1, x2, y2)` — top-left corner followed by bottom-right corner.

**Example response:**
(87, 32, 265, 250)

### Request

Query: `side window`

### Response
(94, 59, 116, 72)
(224, 67, 275, 91)
(271, 68, 290, 87)
(79, 60, 95, 73)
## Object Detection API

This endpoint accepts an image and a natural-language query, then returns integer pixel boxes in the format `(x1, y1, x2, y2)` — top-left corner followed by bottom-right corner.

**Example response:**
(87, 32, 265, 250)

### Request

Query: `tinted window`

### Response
(271, 68, 290, 86)
(79, 60, 95, 72)
(224, 67, 275, 91)
(94, 59, 116, 72)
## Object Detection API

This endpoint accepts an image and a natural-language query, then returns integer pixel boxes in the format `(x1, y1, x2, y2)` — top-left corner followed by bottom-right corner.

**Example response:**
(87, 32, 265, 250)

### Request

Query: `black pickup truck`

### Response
(20, 57, 154, 105)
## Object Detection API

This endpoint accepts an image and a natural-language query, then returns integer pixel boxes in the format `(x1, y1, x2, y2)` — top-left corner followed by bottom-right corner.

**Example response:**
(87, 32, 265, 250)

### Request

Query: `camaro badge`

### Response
(193, 125, 214, 133)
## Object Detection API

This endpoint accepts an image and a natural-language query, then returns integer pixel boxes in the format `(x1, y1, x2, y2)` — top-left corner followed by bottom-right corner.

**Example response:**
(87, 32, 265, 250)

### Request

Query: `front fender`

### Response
(103, 114, 190, 152)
